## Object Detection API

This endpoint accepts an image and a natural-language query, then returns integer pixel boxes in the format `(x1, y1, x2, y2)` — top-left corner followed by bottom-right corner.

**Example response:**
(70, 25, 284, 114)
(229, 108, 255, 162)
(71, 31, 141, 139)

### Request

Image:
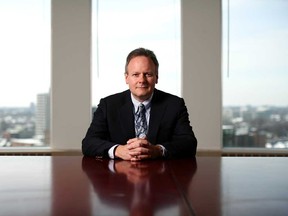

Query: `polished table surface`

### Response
(0, 156, 288, 216)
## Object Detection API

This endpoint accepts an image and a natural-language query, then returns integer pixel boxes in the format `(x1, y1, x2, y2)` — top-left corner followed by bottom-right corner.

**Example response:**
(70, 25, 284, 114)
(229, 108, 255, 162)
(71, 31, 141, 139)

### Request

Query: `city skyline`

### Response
(2, 99, 287, 149)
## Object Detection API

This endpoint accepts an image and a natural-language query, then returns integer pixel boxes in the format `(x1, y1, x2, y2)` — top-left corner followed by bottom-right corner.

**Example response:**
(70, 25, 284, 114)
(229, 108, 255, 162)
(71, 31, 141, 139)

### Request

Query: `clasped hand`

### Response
(115, 137, 162, 161)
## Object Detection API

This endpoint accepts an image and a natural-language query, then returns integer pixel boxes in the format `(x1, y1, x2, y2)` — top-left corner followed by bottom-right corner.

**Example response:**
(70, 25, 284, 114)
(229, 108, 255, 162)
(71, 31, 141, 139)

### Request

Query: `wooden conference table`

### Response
(0, 156, 287, 216)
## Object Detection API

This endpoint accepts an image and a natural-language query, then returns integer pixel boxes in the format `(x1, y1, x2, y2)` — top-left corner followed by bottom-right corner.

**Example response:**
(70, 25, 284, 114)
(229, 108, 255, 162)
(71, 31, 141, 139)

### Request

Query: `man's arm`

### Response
(82, 99, 117, 157)
(157, 98, 197, 158)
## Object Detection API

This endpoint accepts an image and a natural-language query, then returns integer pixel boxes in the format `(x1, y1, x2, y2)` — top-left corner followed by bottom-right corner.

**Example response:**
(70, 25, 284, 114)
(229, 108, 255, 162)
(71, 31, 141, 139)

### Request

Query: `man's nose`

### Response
(139, 73, 147, 81)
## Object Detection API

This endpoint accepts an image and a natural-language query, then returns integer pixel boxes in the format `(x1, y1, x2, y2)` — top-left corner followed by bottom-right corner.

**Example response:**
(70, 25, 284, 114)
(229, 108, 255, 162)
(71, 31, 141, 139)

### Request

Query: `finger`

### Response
(131, 155, 143, 161)
(129, 148, 150, 158)
(126, 138, 138, 144)
(127, 143, 140, 150)
(127, 137, 148, 144)
(129, 151, 138, 157)
(127, 141, 148, 150)
(131, 154, 151, 161)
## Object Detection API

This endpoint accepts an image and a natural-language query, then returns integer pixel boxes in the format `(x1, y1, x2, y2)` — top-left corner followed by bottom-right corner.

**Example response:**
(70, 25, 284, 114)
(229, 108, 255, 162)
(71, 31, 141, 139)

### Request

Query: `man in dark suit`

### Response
(82, 48, 197, 160)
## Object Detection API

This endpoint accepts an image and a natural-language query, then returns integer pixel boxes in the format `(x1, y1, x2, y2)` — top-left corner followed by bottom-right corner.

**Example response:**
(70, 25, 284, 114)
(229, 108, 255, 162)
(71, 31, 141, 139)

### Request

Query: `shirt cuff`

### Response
(108, 145, 118, 159)
(157, 144, 166, 157)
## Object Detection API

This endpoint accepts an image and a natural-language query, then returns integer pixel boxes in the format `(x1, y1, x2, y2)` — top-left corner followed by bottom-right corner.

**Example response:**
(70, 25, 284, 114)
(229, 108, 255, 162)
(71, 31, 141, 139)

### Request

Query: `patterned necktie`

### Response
(135, 103, 148, 138)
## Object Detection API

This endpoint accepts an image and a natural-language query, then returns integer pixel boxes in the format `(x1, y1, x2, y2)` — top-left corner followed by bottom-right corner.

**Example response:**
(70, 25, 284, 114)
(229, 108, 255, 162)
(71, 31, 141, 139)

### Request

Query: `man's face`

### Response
(125, 56, 158, 102)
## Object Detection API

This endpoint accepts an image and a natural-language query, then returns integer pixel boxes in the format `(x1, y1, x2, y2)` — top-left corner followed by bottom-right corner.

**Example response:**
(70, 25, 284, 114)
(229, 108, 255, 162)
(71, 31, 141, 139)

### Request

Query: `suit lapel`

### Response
(117, 90, 166, 143)
(119, 92, 135, 140)
(147, 90, 166, 144)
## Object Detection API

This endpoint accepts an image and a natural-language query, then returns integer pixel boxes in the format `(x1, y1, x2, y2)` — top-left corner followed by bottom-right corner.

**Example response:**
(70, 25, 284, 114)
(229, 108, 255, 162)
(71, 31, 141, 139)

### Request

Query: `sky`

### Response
(0, 0, 287, 107)
(0, 0, 51, 107)
(222, 0, 288, 106)
(0, 0, 181, 107)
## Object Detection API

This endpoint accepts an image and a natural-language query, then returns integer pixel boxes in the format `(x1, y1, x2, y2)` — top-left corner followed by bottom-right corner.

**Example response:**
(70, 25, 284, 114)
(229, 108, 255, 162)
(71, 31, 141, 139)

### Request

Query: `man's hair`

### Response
(125, 48, 159, 75)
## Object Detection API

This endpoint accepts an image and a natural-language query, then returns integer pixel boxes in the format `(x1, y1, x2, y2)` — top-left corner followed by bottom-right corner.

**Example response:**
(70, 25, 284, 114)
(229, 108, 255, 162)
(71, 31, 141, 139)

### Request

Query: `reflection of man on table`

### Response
(82, 48, 197, 160)
(82, 157, 197, 215)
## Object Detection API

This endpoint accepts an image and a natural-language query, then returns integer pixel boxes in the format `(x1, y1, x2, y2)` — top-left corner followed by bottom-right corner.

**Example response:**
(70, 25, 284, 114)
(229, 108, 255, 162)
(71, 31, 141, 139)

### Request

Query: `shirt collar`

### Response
(131, 93, 153, 112)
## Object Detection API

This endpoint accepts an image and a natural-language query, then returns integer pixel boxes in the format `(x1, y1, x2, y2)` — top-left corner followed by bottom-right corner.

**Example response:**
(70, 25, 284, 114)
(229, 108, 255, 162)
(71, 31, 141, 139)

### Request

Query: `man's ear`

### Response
(125, 73, 128, 84)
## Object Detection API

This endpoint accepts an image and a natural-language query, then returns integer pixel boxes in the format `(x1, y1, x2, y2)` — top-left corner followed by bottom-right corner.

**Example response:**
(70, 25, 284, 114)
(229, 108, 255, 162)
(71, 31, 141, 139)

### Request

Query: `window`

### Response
(222, 0, 288, 148)
(91, 0, 181, 107)
(0, 0, 51, 147)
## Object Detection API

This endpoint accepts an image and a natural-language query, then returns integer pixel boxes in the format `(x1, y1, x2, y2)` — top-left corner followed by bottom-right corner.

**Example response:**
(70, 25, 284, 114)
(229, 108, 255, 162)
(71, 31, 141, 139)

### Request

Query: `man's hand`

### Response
(114, 161, 150, 183)
(114, 137, 163, 161)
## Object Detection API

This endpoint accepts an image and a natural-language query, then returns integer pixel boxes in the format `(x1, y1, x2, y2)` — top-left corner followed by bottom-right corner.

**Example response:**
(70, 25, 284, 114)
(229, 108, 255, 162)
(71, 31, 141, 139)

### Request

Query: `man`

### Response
(82, 48, 197, 160)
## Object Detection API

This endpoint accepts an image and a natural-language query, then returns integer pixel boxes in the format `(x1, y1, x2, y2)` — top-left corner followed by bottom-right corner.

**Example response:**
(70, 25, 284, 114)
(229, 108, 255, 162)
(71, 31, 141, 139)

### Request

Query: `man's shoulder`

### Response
(104, 90, 130, 100)
(152, 90, 187, 113)
(101, 90, 130, 105)
(154, 89, 183, 102)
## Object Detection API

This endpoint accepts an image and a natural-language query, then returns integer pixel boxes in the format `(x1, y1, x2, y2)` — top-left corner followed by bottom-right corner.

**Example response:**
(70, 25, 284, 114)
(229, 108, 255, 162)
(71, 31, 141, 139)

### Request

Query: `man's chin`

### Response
(133, 92, 152, 101)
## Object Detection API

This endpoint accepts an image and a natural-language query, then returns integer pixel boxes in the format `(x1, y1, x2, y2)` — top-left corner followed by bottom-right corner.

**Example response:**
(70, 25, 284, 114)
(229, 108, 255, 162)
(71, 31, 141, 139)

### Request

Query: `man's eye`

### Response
(132, 73, 139, 77)
(146, 73, 153, 77)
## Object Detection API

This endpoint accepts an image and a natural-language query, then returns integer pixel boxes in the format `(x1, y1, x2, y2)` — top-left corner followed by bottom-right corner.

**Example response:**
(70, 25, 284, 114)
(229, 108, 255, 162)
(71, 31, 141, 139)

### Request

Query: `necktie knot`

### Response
(138, 103, 145, 114)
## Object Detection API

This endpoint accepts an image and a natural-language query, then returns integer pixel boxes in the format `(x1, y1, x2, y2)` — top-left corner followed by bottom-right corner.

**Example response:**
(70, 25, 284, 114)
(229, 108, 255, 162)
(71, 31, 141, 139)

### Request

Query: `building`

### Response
(35, 93, 50, 145)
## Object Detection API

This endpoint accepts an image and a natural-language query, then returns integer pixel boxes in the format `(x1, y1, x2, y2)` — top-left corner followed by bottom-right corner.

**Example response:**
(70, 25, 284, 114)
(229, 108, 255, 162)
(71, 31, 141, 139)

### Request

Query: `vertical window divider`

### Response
(227, 0, 230, 78)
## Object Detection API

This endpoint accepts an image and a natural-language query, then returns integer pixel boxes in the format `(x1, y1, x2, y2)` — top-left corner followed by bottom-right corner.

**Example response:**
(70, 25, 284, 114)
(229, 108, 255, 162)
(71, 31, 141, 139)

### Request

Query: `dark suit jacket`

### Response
(82, 89, 197, 158)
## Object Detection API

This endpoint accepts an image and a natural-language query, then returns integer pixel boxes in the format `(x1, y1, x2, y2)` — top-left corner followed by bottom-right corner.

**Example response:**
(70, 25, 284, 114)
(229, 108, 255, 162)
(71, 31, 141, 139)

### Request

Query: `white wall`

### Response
(181, 0, 222, 152)
(51, 0, 91, 150)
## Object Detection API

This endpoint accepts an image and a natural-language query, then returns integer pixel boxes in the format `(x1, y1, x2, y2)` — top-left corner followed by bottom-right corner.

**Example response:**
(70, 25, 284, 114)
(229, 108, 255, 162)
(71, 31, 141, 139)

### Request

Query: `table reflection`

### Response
(82, 158, 197, 216)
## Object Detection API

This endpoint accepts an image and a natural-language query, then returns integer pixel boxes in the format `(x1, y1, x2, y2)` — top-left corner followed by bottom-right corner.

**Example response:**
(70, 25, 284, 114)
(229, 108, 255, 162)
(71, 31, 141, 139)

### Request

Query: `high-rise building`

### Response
(35, 93, 50, 145)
